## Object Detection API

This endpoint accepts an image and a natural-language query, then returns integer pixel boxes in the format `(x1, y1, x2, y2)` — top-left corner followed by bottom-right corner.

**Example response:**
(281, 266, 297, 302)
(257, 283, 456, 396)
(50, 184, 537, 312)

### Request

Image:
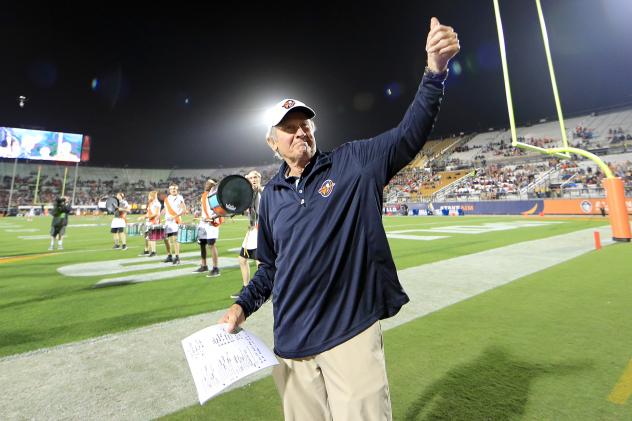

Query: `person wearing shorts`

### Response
(232, 170, 262, 299)
(111, 192, 131, 250)
(163, 184, 186, 265)
(194, 179, 222, 277)
(141, 190, 161, 257)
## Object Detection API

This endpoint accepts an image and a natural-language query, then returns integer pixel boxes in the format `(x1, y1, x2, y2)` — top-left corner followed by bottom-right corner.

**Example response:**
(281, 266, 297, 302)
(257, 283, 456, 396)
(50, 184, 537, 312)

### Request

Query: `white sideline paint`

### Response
(4, 228, 39, 233)
(421, 221, 562, 234)
(386, 234, 448, 241)
(94, 258, 241, 287)
(58, 252, 203, 277)
(382, 220, 467, 229)
(218, 237, 249, 241)
(18, 235, 58, 240)
(386, 221, 561, 241)
(0, 226, 613, 420)
(58, 252, 240, 286)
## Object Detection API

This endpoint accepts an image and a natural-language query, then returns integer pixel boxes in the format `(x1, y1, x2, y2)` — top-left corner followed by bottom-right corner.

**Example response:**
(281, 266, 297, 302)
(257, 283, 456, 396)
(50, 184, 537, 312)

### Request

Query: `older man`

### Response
(220, 17, 459, 420)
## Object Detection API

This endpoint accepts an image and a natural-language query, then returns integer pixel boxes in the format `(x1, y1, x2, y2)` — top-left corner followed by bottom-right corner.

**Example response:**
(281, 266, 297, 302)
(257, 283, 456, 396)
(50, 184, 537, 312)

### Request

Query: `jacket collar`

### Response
(270, 149, 332, 188)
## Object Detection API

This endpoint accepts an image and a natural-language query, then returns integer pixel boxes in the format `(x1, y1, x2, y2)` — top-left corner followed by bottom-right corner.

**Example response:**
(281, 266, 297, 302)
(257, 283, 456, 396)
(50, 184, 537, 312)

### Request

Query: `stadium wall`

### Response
(406, 198, 632, 215)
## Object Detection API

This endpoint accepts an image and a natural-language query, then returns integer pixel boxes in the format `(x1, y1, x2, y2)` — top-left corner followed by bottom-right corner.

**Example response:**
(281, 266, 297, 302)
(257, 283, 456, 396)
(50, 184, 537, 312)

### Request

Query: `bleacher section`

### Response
(406, 136, 468, 169)
(2, 107, 631, 212)
(447, 108, 632, 166)
(419, 170, 472, 198)
(0, 162, 278, 212)
(387, 106, 632, 203)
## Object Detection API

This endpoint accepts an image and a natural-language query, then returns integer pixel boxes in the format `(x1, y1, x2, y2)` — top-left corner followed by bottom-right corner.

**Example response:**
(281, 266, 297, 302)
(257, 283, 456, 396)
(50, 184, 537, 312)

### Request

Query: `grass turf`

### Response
(2, 214, 630, 419)
(0, 215, 610, 357)
(162, 240, 632, 420)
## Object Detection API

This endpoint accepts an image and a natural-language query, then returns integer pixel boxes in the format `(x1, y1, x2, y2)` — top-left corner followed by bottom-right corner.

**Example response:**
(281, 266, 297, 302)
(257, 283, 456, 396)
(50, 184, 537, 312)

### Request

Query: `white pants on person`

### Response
(165, 220, 179, 235)
(197, 222, 218, 240)
(272, 321, 392, 421)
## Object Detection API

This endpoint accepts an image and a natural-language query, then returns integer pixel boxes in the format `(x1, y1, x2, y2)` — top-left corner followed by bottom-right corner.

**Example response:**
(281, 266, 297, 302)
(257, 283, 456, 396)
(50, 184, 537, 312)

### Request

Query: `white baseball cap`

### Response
(266, 99, 316, 127)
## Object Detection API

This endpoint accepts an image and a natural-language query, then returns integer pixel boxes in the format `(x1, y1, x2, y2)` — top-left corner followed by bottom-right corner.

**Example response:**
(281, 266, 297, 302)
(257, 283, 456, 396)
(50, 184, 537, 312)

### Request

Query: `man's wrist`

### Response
(424, 66, 449, 80)
(233, 300, 250, 319)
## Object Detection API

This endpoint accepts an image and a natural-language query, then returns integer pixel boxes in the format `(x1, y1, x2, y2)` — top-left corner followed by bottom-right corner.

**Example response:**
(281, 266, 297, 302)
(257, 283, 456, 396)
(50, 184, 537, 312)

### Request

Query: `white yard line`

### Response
(0, 227, 613, 420)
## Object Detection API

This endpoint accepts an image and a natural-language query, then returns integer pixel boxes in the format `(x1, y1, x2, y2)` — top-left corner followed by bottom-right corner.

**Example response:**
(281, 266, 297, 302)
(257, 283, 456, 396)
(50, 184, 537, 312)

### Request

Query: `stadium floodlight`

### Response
(261, 107, 274, 127)
(493, 0, 631, 241)
(18, 95, 27, 108)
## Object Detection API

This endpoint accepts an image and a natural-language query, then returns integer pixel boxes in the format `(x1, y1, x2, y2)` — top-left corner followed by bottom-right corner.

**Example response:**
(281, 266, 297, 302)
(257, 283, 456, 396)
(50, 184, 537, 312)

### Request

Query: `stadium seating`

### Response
(2, 107, 631, 212)
(0, 162, 278, 213)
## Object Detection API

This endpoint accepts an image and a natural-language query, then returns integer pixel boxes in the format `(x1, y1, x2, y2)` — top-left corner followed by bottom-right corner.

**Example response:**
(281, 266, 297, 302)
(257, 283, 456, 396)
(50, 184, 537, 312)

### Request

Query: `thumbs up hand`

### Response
(426, 17, 460, 73)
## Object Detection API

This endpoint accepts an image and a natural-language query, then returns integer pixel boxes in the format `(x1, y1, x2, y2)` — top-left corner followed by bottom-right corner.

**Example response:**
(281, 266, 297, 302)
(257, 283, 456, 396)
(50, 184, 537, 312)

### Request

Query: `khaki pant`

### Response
(272, 321, 392, 421)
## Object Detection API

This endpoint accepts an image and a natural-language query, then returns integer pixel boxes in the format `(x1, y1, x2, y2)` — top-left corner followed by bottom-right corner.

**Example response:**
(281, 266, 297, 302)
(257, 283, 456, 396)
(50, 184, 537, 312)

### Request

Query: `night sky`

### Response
(1, 0, 631, 168)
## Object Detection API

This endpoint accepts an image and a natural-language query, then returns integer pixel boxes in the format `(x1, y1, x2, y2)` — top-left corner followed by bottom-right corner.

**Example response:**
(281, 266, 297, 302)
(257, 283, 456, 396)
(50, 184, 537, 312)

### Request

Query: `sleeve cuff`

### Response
(424, 66, 449, 82)
(234, 299, 252, 319)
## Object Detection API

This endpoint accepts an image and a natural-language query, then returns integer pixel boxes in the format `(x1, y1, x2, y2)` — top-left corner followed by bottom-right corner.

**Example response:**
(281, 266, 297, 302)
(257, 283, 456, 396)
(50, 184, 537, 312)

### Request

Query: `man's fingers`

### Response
(428, 37, 455, 54)
(217, 309, 232, 324)
(226, 319, 237, 333)
(427, 28, 456, 46)
(438, 44, 460, 57)
(428, 37, 458, 54)
(428, 40, 459, 54)
(430, 17, 440, 29)
(219, 304, 245, 333)
(426, 25, 452, 45)
(218, 312, 236, 332)
(426, 27, 455, 51)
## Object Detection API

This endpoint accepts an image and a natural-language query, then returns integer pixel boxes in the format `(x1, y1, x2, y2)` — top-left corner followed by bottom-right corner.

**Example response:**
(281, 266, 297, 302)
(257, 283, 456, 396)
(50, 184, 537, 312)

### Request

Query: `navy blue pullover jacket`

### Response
(236, 73, 446, 358)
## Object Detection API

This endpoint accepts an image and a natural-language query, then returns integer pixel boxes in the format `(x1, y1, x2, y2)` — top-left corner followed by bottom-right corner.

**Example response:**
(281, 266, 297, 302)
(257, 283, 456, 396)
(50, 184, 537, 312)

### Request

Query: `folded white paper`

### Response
(182, 324, 278, 405)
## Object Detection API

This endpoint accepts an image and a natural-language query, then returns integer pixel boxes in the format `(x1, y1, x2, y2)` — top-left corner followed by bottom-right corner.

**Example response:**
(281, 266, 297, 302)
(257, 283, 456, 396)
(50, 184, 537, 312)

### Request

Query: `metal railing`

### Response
(518, 165, 560, 195)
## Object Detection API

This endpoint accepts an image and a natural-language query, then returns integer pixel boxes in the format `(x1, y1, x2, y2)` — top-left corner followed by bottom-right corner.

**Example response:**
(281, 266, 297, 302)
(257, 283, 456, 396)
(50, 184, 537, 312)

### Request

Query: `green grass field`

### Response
(1, 214, 631, 419)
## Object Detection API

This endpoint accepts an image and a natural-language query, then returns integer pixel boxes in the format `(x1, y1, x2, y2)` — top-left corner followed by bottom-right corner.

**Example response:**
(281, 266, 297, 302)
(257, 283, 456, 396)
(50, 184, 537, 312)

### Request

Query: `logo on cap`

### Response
(282, 100, 295, 109)
(318, 179, 335, 198)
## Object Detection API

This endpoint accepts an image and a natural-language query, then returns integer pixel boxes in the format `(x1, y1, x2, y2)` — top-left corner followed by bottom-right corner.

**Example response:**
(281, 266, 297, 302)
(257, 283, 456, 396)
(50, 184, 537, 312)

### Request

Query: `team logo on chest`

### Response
(318, 179, 335, 198)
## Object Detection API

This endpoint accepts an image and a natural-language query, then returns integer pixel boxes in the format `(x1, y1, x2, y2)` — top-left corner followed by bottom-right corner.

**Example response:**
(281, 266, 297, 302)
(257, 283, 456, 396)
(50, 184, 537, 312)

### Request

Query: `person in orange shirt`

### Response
(163, 184, 187, 264)
(141, 191, 161, 257)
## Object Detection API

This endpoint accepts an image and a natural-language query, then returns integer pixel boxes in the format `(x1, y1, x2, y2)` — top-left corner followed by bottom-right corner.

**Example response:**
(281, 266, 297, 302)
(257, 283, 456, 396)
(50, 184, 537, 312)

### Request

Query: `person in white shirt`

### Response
(231, 170, 263, 299)
(193, 179, 223, 277)
(27, 206, 36, 222)
(111, 192, 131, 250)
(163, 184, 187, 265)
(141, 190, 161, 257)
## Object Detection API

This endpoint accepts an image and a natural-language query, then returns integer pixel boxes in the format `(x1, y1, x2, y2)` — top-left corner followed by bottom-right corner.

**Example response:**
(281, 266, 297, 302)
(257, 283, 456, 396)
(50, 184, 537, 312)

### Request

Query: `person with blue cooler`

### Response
(193, 179, 222, 277)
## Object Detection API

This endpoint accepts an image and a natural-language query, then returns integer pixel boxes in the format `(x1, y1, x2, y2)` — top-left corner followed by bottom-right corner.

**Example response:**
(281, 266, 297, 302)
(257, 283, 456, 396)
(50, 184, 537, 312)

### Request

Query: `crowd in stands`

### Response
(456, 138, 529, 161)
(383, 160, 555, 201)
(382, 129, 632, 203)
(3, 115, 632, 211)
(607, 127, 632, 144)
(446, 161, 554, 200)
(1, 165, 277, 213)
(573, 125, 594, 140)
(557, 160, 632, 189)
(383, 167, 428, 201)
